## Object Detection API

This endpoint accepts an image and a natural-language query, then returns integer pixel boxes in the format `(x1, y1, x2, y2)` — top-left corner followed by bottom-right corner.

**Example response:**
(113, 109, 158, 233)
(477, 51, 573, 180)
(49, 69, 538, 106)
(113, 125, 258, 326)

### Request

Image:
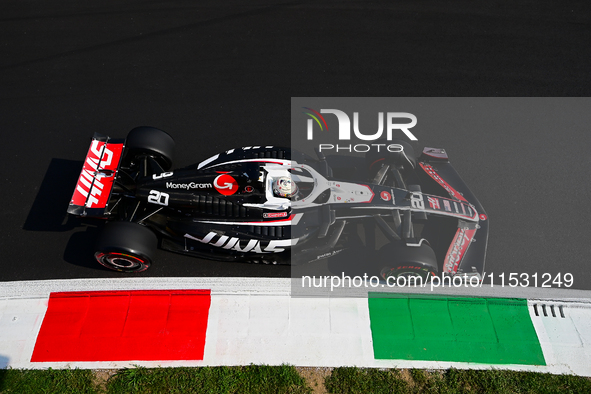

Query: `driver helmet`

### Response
(272, 176, 298, 198)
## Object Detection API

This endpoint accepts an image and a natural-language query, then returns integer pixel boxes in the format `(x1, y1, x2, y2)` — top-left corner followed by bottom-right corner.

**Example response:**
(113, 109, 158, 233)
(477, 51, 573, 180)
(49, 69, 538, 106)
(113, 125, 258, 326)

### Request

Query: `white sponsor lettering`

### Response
(263, 212, 288, 219)
(166, 182, 212, 189)
(315, 250, 342, 260)
(153, 172, 173, 180)
(90, 140, 113, 167)
(185, 231, 298, 253)
(444, 229, 473, 272)
(77, 141, 114, 208)
(148, 190, 169, 206)
(410, 192, 425, 209)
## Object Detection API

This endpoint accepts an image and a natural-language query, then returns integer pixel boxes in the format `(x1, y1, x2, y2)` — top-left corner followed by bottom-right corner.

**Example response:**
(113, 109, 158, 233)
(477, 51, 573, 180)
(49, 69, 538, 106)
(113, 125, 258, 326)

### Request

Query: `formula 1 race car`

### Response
(68, 127, 488, 281)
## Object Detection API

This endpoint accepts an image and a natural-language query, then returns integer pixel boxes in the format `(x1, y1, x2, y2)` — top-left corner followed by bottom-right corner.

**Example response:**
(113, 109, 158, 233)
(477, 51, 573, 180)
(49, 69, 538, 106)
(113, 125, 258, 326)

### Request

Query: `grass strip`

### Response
(324, 367, 591, 394)
(2, 366, 591, 393)
(0, 368, 98, 394)
(106, 365, 310, 394)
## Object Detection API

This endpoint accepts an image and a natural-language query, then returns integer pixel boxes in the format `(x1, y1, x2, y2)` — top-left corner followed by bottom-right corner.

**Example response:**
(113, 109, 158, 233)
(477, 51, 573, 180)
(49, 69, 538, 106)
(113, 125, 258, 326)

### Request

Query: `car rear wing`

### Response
(67, 133, 125, 217)
(418, 147, 489, 279)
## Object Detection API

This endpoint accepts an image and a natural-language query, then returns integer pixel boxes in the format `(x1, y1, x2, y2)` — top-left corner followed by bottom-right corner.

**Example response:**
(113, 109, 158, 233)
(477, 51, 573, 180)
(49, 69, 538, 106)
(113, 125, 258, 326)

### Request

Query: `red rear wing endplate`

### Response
(67, 133, 125, 217)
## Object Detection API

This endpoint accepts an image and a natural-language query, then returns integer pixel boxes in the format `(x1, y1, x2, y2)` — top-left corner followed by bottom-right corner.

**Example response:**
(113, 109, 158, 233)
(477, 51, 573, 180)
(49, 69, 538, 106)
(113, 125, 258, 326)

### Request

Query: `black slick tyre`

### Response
(94, 221, 157, 272)
(125, 126, 175, 170)
(379, 241, 438, 282)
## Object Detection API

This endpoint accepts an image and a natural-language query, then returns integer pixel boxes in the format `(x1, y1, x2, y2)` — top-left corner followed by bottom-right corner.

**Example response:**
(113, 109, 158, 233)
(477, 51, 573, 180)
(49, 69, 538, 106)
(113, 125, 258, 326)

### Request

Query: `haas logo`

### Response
(214, 174, 239, 196)
(74, 140, 119, 208)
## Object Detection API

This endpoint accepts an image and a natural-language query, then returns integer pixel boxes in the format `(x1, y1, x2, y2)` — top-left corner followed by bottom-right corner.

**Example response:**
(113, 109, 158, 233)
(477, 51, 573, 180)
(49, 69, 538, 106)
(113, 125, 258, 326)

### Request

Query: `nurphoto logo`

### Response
(302, 107, 418, 152)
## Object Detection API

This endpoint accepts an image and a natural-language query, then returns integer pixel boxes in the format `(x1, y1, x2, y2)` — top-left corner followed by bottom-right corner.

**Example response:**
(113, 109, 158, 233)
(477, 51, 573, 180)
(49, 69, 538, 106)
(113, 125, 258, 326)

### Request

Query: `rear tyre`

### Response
(125, 126, 175, 170)
(379, 241, 438, 283)
(94, 221, 157, 272)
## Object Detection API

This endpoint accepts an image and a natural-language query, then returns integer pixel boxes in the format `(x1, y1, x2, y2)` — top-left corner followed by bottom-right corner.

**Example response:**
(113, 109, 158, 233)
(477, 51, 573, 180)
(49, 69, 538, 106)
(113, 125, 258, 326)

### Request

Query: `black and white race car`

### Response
(68, 127, 488, 281)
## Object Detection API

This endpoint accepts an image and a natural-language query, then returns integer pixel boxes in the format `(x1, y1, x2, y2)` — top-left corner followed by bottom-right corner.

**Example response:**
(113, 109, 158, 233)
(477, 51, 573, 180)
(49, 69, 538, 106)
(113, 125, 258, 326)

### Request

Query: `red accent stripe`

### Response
(443, 228, 476, 273)
(419, 162, 468, 202)
(212, 214, 294, 225)
(265, 214, 294, 223)
(31, 290, 211, 362)
(368, 158, 385, 170)
(258, 160, 287, 165)
(360, 185, 375, 203)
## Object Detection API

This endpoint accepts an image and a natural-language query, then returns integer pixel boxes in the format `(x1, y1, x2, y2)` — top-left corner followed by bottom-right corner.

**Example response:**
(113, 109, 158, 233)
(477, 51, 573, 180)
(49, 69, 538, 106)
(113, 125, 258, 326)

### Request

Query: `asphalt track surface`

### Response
(1, 1, 591, 289)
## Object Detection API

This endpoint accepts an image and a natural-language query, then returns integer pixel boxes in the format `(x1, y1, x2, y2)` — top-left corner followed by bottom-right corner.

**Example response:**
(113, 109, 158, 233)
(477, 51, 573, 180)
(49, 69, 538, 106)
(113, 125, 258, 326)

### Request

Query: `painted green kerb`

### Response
(368, 293, 545, 365)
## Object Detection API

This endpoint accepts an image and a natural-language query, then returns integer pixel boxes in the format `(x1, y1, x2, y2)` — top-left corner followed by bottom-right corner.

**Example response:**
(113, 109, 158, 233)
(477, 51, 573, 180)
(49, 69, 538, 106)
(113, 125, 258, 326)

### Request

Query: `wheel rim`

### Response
(96, 252, 147, 272)
(397, 271, 425, 279)
(381, 267, 435, 282)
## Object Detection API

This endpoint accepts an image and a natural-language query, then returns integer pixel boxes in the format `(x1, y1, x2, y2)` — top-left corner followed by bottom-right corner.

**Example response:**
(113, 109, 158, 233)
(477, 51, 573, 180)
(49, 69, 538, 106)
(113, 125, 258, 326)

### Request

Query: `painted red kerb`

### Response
(31, 289, 211, 362)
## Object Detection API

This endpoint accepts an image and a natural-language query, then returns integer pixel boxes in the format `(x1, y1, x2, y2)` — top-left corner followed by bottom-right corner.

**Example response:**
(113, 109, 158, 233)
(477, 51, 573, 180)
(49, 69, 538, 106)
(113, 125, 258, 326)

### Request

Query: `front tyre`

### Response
(94, 221, 157, 272)
(379, 241, 438, 282)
